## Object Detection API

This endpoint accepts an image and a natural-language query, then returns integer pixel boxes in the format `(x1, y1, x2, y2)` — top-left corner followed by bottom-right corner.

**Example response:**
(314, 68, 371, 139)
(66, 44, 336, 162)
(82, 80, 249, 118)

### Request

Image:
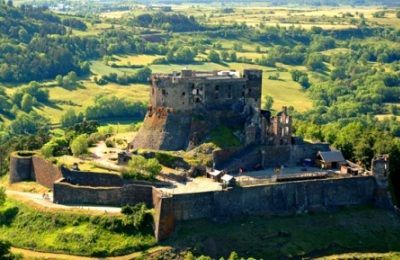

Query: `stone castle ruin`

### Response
(8, 69, 396, 242)
(130, 69, 292, 151)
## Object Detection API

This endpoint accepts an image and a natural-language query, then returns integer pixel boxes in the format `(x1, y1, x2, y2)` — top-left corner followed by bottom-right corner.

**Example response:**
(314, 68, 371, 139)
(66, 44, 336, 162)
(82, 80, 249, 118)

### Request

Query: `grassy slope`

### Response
(37, 81, 149, 124)
(166, 207, 400, 259)
(0, 198, 156, 257)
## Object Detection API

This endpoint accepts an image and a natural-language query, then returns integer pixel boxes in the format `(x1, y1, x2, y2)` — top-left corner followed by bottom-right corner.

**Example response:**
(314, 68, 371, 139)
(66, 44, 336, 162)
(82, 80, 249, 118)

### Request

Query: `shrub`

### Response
(0, 240, 11, 259)
(60, 109, 84, 128)
(0, 186, 5, 206)
(105, 139, 115, 148)
(207, 50, 221, 63)
(0, 207, 19, 225)
(121, 203, 152, 230)
(70, 134, 89, 156)
(122, 155, 161, 181)
(41, 137, 69, 158)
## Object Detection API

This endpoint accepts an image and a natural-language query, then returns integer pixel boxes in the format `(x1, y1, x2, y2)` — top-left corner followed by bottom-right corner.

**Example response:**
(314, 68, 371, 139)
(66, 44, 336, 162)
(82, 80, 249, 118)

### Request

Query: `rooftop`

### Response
(318, 151, 346, 163)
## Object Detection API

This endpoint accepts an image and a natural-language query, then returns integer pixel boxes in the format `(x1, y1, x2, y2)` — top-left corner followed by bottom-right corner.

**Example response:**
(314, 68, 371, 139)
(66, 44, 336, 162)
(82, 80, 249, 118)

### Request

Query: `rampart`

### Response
(32, 155, 63, 188)
(153, 176, 378, 240)
(10, 152, 62, 189)
(9, 152, 159, 207)
(53, 180, 155, 207)
(60, 167, 123, 187)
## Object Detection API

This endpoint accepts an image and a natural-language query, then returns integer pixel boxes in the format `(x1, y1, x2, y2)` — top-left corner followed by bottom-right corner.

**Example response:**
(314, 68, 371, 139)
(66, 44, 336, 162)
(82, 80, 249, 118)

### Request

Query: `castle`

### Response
(8, 69, 395, 242)
(130, 69, 293, 151)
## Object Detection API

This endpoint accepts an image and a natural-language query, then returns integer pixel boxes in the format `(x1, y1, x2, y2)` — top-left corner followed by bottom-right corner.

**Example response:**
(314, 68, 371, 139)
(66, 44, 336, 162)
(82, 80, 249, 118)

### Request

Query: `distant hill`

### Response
(137, 0, 399, 7)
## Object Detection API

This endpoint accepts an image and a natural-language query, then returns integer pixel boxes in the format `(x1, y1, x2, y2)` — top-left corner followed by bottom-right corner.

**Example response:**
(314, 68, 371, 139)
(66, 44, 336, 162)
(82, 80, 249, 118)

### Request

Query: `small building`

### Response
(221, 174, 236, 187)
(316, 151, 346, 169)
(207, 169, 223, 182)
(340, 160, 364, 175)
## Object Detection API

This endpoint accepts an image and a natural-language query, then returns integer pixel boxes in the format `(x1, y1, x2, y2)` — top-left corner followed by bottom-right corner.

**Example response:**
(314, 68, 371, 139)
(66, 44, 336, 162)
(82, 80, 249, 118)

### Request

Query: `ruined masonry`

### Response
(8, 69, 396, 242)
(130, 69, 292, 151)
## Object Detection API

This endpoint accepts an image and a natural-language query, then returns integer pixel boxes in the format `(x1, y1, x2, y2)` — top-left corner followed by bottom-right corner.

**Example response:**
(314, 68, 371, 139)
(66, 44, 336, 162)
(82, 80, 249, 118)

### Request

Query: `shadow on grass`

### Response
(162, 207, 400, 259)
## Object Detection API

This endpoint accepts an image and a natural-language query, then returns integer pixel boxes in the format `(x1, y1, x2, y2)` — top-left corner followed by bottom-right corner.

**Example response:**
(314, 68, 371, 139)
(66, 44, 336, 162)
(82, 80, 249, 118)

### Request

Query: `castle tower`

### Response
(243, 69, 262, 110)
(131, 69, 263, 151)
(372, 155, 394, 209)
(372, 155, 389, 189)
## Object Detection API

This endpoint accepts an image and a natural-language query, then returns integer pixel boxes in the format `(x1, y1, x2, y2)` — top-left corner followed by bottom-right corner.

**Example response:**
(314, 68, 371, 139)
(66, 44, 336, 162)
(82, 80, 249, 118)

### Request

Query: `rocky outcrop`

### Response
(131, 111, 192, 151)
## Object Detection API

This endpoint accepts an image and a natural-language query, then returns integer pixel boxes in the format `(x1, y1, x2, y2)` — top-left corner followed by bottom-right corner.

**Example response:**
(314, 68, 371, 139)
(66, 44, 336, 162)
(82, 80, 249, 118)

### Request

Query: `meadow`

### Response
(0, 198, 156, 257)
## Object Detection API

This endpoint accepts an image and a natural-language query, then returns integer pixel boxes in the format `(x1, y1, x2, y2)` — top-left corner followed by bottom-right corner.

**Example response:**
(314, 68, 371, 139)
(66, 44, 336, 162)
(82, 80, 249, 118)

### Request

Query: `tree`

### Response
(221, 50, 229, 61)
(184, 252, 195, 260)
(228, 251, 240, 260)
(8, 111, 48, 135)
(70, 134, 88, 156)
(0, 240, 12, 259)
(60, 109, 83, 128)
(229, 51, 237, 62)
(290, 70, 306, 82)
(122, 155, 161, 181)
(298, 75, 310, 89)
(208, 50, 221, 63)
(306, 53, 326, 71)
(263, 95, 274, 111)
(21, 93, 34, 112)
(56, 75, 63, 86)
(62, 71, 78, 88)
(0, 186, 5, 206)
(41, 137, 69, 158)
(233, 43, 243, 51)
(169, 47, 197, 63)
(134, 67, 151, 83)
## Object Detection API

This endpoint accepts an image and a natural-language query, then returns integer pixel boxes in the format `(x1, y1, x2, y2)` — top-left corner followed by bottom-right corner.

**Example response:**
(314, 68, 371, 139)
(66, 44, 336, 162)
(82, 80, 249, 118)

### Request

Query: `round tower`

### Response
(9, 151, 36, 183)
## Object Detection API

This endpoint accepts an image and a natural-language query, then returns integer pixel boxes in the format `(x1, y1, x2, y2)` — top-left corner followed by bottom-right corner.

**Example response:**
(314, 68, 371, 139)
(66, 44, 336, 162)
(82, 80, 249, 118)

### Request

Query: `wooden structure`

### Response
(316, 151, 345, 169)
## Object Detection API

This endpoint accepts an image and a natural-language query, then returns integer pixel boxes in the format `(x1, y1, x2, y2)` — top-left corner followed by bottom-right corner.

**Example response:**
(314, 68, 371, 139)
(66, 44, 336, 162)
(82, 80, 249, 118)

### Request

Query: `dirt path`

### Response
(6, 190, 121, 213)
(11, 246, 171, 260)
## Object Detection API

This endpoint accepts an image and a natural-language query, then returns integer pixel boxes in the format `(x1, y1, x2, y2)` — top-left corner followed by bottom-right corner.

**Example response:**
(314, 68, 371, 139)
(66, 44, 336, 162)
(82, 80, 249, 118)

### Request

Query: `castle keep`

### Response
(8, 69, 395, 242)
(131, 69, 292, 151)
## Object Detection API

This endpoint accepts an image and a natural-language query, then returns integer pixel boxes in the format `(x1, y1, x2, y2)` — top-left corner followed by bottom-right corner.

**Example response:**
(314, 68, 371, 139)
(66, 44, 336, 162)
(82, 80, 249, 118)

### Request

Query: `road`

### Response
(11, 246, 171, 260)
(5, 190, 121, 213)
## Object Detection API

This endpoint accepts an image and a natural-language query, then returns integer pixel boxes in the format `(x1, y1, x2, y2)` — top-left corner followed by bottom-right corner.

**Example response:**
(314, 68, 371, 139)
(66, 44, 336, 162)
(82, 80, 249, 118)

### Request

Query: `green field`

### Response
(37, 81, 149, 123)
(0, 198, 156, 257)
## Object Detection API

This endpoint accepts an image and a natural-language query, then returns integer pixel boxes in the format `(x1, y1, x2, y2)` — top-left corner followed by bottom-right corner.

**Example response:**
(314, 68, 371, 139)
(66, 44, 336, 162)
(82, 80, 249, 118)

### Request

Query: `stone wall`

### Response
(154, 176, 377, 240)
(53, 179, 155, 207)
(61, 167, 123, 187)
(153, 189, 176, 241)
(121, 183, 154, 207)
(262, 143, 330, 168)
(32, 156, 62, 189)
(214, 145, 262, 173)
(53, 180, 122, 206)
